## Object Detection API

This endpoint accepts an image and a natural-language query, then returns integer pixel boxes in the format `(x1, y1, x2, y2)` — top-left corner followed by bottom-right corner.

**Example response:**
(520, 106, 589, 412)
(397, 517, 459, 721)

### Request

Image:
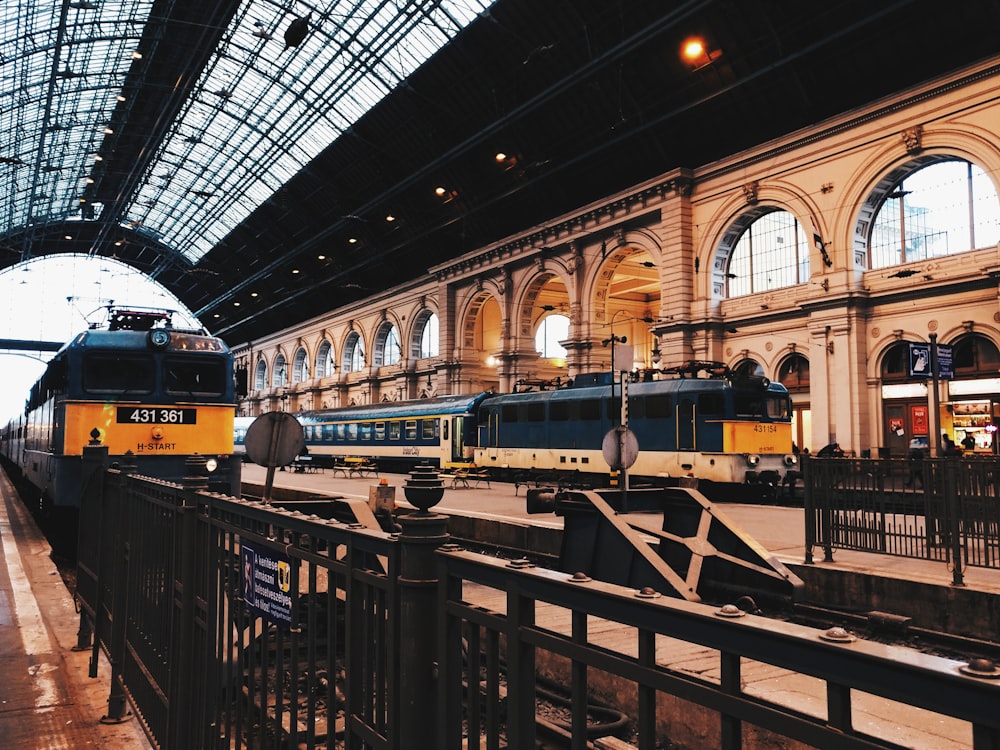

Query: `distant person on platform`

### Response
(962, 433, 976, 453)
(942, 433, 958, 456)
(816, 442, 844, 457)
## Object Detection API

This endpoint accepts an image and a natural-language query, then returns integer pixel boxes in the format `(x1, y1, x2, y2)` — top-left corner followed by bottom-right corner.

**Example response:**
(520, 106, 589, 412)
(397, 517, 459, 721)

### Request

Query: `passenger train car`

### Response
(235, 392, 492, 471)
(474, 361, 796, 497)
(0, 309, 241, 514)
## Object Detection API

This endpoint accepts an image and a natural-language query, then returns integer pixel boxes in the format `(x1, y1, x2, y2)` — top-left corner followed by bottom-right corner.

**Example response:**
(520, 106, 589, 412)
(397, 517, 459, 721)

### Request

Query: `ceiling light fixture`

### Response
(681, 36, 721, 70)
(131, 50, 143, 60)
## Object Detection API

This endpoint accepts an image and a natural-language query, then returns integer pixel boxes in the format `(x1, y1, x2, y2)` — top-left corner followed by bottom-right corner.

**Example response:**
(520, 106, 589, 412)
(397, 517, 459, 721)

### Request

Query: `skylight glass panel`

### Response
(1, 0, 153, 247)
(131, 0, 494, 262)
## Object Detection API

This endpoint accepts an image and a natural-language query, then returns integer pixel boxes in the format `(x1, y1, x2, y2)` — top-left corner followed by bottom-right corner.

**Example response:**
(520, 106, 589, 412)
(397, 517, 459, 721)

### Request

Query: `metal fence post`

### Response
(167, 455, 207, 750)
(397, 507, 449, 750)
(944, 458, 966, 587)
(76, 443, 108, 653)
(102, 450, 136, 724)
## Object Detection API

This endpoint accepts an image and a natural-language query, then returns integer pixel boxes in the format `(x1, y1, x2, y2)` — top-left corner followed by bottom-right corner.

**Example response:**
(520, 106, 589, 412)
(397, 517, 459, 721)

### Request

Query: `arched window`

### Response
(254, 360, 267, 391)
(374, 322, 401, 366)
(727, 210, 810, 297)
(343, 332, 365, 373)
(869, 159, 1000, 269)
(777, 353, 810, 393)
(535, 314, 569, 358)
(272, 353, 287, 388)
(315, 340, 334, 378)
(880, 341, 911, 383)
(418, 312, 439, 358)
(733, 358, 764, 379)
(292, 347, 309, 383)
(952, 335, 1000, 377)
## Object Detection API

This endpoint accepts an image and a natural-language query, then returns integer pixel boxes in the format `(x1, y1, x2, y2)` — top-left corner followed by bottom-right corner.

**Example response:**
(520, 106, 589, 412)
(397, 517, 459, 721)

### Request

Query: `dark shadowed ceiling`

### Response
(3, 0, 999, 345)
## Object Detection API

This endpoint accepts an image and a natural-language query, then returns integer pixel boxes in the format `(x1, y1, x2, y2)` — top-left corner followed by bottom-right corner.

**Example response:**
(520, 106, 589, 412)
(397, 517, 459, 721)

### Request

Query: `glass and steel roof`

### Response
(1, 0, 493, 262)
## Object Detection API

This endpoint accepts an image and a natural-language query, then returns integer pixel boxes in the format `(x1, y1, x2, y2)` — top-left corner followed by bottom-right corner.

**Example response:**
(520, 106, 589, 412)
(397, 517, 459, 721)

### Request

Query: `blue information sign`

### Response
(241, 541, 294, 628)
(908, 342, 953, 379)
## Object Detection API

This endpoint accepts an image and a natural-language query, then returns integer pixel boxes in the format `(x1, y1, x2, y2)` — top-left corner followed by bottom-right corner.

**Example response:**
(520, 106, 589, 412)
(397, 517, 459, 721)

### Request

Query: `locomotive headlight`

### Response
(784, 454, 799, 467)
(746, 454, 761, 467)
(148, 328, 171, 349)
(205, 458, 218, 473)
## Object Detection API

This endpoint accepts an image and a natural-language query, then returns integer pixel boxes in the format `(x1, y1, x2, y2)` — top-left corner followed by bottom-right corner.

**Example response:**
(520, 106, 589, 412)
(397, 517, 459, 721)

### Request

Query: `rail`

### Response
(73, 446, 1000, 750)
(804, 455, 1000, 585)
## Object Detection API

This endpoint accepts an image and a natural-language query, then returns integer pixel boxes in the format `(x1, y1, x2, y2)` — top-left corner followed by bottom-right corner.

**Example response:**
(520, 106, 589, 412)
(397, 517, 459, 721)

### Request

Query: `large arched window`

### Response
(418, 312, 439, 358)
(952, 334, 1000, 377)
(880, 341, 911, 383)
(777, 353, 810, 393)
(733, 358, 764, 379)
(727, 210, 810, 297)
(343, 332, 365, 373)
(374, 322, 402, 366)
(869, 159, 1000, 269)
(271, 353, 287, 388)
(315, 340, 334, 378)
(254, 360, 267, 391)
(535, 314, 569, 358)
(292, 347, 309, 383)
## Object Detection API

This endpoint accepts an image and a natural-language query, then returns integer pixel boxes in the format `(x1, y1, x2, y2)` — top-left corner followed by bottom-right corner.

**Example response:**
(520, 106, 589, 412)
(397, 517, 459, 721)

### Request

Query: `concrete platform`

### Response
(0, 468, 153, 750)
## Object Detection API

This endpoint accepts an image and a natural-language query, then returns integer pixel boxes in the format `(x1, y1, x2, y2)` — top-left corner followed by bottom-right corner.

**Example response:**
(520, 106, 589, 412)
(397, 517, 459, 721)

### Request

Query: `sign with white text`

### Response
(241, 541, 294, 628)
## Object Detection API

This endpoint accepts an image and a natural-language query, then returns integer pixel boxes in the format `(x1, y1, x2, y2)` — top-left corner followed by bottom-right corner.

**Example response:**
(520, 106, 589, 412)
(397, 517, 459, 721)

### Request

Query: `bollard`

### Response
(397, 482, 448, 750)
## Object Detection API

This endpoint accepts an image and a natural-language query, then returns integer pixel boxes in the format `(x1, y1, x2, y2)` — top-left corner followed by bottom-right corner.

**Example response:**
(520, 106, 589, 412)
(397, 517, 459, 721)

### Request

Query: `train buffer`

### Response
(528, 485, 804, 608)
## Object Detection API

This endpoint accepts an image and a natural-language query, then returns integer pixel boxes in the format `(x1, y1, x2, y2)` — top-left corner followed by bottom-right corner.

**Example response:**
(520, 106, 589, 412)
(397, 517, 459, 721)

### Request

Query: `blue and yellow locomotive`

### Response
(0, 309, 241, 512)
(474, 361, 797, 497)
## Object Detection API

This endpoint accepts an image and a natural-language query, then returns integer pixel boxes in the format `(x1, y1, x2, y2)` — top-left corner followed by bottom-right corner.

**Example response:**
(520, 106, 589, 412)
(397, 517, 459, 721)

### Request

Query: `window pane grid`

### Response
(727, 211, 808, 297)
(870, 160, 1000, 269)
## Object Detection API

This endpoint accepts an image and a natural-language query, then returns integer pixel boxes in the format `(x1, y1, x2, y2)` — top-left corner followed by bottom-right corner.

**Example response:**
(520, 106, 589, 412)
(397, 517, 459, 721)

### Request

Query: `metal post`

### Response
(101, 451, 136, 724)
(397, 509, 449, 750)
(168, 455, 207, 748)
(930, 333, 942, 457)
(620, 376, 629, 514)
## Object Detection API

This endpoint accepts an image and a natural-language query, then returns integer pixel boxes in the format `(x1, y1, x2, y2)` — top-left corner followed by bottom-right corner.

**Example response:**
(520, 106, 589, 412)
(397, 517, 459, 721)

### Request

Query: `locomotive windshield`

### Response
(83, 353, 155, 394)
(164, 357, 228, 397)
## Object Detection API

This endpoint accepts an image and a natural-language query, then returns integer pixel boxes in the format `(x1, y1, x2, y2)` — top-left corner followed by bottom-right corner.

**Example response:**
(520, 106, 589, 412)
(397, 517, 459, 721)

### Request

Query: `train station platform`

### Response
(0, 468, 153, 750)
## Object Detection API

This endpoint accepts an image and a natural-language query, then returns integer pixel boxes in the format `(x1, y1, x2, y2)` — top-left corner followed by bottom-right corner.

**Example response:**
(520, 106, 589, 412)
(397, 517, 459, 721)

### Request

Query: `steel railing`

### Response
(804, 455, 1000, 585)
(75, 446, 1000, 750)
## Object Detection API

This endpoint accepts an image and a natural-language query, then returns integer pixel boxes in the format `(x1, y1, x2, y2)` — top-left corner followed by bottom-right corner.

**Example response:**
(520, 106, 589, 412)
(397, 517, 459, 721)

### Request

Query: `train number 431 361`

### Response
(117, 407, 197, 424)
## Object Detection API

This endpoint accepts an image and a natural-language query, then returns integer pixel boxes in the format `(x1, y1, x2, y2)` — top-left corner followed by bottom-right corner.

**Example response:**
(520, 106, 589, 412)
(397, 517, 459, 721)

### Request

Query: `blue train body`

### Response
(473, 364, 797, 495)
(235, 392, 492, 470)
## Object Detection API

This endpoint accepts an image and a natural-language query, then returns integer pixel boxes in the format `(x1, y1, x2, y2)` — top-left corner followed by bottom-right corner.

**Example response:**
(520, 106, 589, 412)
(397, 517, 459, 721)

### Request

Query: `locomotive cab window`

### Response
(164, 357, 227, 397)
(83, 353, 154, 394)
(766, 395, 791, 419)
(734, 395, 763, 417)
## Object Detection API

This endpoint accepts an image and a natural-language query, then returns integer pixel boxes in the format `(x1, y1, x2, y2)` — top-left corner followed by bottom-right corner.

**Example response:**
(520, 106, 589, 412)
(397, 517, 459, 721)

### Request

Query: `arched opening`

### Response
(343, 332, 366, 373)
(778, 353, 811, 452)
(292, 347, 309, 383)
(315, 340, 334, 378)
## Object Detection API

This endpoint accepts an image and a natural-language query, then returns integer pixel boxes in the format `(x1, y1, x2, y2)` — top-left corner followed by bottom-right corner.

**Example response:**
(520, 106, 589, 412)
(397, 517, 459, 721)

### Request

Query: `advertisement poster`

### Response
(910, 404, 928, 435)
(241, 540, 294, 629)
